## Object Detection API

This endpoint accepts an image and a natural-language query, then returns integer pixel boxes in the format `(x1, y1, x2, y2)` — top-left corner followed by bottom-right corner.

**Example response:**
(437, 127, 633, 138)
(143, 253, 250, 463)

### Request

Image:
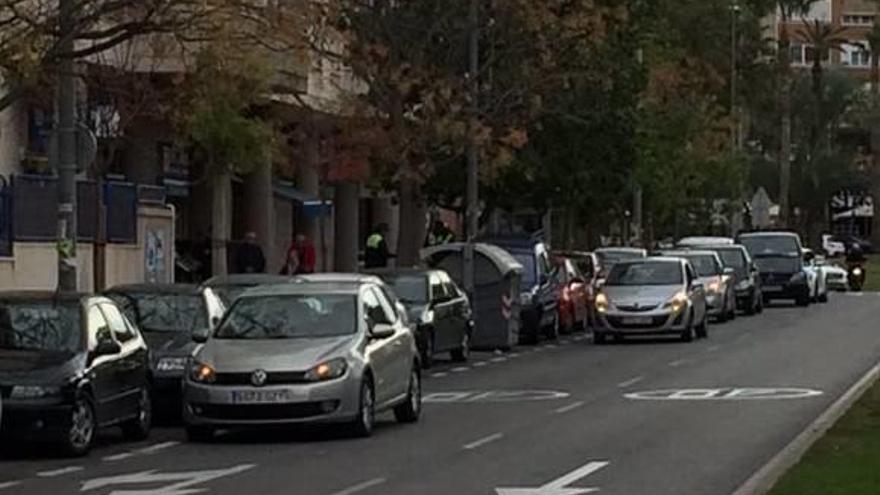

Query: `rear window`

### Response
(513, 253, 537, 288)
(109, 292, 208, 333)
(386, 275, 428, 303)
(754, 256, 801, 273)
(681, 255, 721, 277)
(606, 262, 683, 286)
(0, 301, 82, 353)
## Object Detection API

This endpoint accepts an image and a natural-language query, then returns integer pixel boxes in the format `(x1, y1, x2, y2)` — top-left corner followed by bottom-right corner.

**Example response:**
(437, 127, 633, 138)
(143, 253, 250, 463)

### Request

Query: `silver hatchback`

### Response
(182, 280, 422, 440)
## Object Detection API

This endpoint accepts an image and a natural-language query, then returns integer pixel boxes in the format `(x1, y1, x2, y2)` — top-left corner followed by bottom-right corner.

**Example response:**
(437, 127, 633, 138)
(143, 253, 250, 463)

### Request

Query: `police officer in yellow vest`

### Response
(365, 223, 391, 268)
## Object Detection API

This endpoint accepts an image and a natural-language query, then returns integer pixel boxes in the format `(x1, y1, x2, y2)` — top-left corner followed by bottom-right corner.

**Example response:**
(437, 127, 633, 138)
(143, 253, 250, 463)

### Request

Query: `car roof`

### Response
(202, 274, 295, 288)
(295, 273, 384, 284)
(595, 247, 647, 254)
(624, 256, 684, 265)
(738, 231, 799, 238)
(106, 283, 201, 295)
(366, 268, 436, 277)
(677, 236, 734, 244)
(0, 291, 88, 303)
(241, 281, 362, 298)
(660, 250, 719, 258)
(480, 236, 544, 249)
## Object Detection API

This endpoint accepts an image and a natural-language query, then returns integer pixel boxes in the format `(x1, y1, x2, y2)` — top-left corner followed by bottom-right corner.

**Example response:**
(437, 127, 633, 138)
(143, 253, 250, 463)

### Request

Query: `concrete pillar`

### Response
(243, 162, 275, 272)
(371, 196, 395, 247)
(333, 181, 359, 272)
(298, 135, 321, 242)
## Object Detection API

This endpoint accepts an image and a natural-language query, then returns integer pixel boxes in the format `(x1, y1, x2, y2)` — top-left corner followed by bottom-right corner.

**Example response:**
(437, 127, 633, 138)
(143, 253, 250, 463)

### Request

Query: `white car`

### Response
(822, 234, 846, 257)
(803, 250, 829, 303)
(817, 258, 849, 291)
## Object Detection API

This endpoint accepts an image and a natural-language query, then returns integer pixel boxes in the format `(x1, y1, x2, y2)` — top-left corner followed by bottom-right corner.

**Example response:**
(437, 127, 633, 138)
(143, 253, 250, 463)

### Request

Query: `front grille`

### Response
(761, 273, 793, 285)
(615, 304, 658, 313)
(214, 371, 309, 386)
(191, 401, 337, 421)
(607, 315, 668, 329)
(827, 273, 844, 280)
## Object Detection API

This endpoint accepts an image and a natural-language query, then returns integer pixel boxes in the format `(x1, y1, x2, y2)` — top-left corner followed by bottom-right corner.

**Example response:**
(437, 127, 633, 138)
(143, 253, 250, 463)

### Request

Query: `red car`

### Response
(551, 256, 591, 334)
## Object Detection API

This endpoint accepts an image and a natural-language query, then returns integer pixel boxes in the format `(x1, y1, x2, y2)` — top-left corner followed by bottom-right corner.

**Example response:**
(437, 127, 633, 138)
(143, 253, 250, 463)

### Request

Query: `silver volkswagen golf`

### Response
(182, 280, 422, 440)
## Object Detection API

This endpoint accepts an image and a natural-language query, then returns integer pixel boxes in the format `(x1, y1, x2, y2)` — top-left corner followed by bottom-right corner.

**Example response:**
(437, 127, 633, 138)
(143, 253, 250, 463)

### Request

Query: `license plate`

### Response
(764, 285, 783, 292)
(230, 389, 299, 404)
(622, 316, 653, 325)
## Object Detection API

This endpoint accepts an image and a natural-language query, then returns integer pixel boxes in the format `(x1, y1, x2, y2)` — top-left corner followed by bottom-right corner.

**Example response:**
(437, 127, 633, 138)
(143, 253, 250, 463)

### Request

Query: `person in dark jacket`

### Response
(234, 232, 266, 274)
(365, 223, 391, 269)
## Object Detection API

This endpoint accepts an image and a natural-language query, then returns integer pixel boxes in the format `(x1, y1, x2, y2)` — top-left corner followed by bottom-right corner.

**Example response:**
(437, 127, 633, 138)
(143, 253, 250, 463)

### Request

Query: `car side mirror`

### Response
(369, 322, 395, 339)
(192, 328, 211, 344)
(94, 339, 121, 357)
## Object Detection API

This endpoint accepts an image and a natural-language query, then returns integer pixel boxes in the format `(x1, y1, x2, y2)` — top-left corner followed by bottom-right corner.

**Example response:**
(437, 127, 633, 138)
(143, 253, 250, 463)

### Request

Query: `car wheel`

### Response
(349, 377, 375, 438)
(121, 388, 152, 441)
(185, 425, 215, 443)
(593, 331, 607, 345)
(63, 397, 96, 457)
(680, 312, 695, 343)
(450, 330, 470, 362)
(421, 331, 435, 370)
(393, 368, 422, 424)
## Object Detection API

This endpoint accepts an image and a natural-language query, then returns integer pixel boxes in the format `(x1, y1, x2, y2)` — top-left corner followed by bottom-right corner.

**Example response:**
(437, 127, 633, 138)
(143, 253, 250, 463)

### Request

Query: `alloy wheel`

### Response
(69, 400, 95, 451)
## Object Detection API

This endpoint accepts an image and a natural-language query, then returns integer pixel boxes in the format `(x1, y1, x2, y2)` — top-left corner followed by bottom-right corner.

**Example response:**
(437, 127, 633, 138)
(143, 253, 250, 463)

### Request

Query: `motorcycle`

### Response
(848, 263, 866, 292)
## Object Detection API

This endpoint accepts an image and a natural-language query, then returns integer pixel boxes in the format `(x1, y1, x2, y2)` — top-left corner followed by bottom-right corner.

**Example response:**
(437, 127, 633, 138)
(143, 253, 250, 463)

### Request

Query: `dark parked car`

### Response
(485, 237, 559, 344)
(737, 232, 810, 306)
(373, 269, 473, 368)
(707, 245, 763, 315)
(0, 292, 152, 456)
(105, 284, 226, 411)
(201, 274, 295, 306)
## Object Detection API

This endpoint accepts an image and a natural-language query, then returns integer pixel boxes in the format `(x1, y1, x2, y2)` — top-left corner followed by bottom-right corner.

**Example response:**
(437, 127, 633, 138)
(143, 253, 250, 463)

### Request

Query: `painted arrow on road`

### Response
(80, 464, 255, 495)
(495, 461, 610, 495)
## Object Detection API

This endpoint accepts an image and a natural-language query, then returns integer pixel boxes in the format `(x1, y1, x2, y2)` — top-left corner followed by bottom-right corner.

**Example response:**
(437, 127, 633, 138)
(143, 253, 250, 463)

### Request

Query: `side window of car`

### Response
(429, 273, 446, 302)
(203, 289, 226, 322)
(87, 305, 114, 350)
(362, 288, 391, 326)
(100, 303, 136, 343)
(371, 287, 399, 324)
(538, 250, 552, 280)
(686, 264, 696, 285)
(438, 272, 459, 299)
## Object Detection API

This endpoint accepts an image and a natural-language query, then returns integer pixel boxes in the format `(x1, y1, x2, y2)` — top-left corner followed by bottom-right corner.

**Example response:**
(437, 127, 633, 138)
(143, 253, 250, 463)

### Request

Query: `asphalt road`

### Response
(3, 293, 880, 495)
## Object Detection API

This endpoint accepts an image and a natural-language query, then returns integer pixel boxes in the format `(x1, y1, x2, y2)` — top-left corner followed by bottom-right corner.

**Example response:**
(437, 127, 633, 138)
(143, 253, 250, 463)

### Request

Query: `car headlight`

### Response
(421, 309, 435, 325)
(190, 361, 216, 384)
(595, 293, 609, 313)
(707, 280, 722, 294)
(853, 267, 863, 276)
(10, 385, 62, 399)
(663, 291, 689, 314)
(156, 357, 189, 373)
(304, 358, 348, 382)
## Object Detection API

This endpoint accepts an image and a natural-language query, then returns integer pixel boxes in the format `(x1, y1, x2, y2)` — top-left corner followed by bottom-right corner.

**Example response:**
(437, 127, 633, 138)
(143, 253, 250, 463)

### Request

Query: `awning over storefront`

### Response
(274, 182, 332, 216)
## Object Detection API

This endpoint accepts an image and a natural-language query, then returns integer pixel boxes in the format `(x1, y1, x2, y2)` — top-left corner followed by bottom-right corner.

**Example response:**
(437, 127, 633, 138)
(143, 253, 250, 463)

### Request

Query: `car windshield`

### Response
(216, 294, 357, 340)
(606, 262, 683, 286)
(0, 301, 82, 353)
(680, 255, 720, 277)
(513, 253, 537, 288)
(754, 255, 801, 273)
(112, 293, 208, 332)
(596, 250, 645, 269)
(715, 249, 748, 278)
(387, 276, 428, 304)
(740, 235, 800, 257)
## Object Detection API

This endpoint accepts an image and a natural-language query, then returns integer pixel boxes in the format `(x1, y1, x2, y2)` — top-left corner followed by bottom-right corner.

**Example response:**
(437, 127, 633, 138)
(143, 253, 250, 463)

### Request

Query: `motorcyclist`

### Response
(846, 243, 867, 290)
(846, 243, 866, 264)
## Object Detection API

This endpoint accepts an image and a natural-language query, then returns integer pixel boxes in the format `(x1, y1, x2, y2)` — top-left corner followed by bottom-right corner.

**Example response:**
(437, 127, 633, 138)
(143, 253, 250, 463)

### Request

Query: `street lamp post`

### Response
(463, 0, 480, 304)
(57, 0, 79, 292)
(730, 2, 741, 152)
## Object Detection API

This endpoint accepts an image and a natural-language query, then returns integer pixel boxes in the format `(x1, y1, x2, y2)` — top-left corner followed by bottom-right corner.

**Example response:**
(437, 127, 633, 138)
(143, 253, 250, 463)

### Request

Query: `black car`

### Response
(105, 284, 225, 411)
(201, 274, 295, 306)
(485, 237, 559, 344)
(0, 292, 152, 456)
(737, 232, 810, 306)
(374, 269, 473, 368)
(706, 245, 764, 315)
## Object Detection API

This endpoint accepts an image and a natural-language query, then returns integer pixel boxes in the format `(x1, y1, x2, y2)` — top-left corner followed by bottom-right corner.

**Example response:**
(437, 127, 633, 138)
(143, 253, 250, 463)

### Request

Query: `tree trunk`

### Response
(298, 130, 321, 254)
(396, 177, 428, 268)
(872, 53, 879, 97)
(211, 167, 232, 277)
(243, 161, 275, 272)
(778, 23, 793, 228)
(333, 180, 359, 272)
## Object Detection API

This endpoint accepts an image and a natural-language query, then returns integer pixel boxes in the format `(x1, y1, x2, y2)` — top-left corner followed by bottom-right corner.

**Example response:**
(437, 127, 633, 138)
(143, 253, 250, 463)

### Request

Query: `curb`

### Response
(732, 362, 880, 495)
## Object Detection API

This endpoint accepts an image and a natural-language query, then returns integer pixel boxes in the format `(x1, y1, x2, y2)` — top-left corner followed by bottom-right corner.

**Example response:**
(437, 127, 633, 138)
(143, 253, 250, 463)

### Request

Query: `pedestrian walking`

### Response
(296, 234, 317, 274)
(234, 232, 266, 274)
(279, 244, 300, 275)
(365, 223, 392, 269)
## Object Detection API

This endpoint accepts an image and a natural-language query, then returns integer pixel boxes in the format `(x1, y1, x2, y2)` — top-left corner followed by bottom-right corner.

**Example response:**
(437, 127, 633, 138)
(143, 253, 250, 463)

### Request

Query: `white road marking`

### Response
(452, 366, 470, 373)
(328, 477, 388, 495)
(431, 372, 448, 378)
(81, 464, 255, 493)
(545, 344, 558, 349)
(473, 361, 488, 367)
(0, 482, 21, 490)
(617, 376, 644, 388)
(574, 335, 587, 341)
(669, 359, 688, 367)
(136, 441, 180, 455)
(102, 452, 135, 462)
(496, 460, 610, 494)
(509, 353, 521, 358)
(554, 401, 585, 414)
(707, 345, 722, 352)
(491, 357, 508, 363)
(626, 387, 824, 401)
(38, 466, 83, 478)
(463, 432, 504, 450)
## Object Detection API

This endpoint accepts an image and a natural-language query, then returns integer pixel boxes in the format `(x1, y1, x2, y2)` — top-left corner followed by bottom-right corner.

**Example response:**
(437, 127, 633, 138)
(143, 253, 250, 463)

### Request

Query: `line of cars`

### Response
(0, 230, 856, 456)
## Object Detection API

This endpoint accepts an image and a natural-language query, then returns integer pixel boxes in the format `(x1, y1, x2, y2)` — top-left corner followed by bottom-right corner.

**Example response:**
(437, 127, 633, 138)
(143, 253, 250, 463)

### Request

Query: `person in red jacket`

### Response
(295, 233, 317, 274)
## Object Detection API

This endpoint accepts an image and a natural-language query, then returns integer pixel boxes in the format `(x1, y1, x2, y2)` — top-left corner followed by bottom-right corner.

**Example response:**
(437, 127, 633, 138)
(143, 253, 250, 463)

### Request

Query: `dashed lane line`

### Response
(463, 433, 504, 450)
(669, 359, 688, 367)
(707, 345, 722, 353)
(0, 482, 21, 490)
(452, 367, 470, 373)
(328, 477, 388, 495)
(473, 362, 488, 367)
(37, 466, 83, 478)
(136, 441, 180, 455)
(102, 452, 135, 462)
(554, 401, 585, 414)
(617, 376, 644, 388)
(431, 372, 448, 378)
(490, 357, 508, 363)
